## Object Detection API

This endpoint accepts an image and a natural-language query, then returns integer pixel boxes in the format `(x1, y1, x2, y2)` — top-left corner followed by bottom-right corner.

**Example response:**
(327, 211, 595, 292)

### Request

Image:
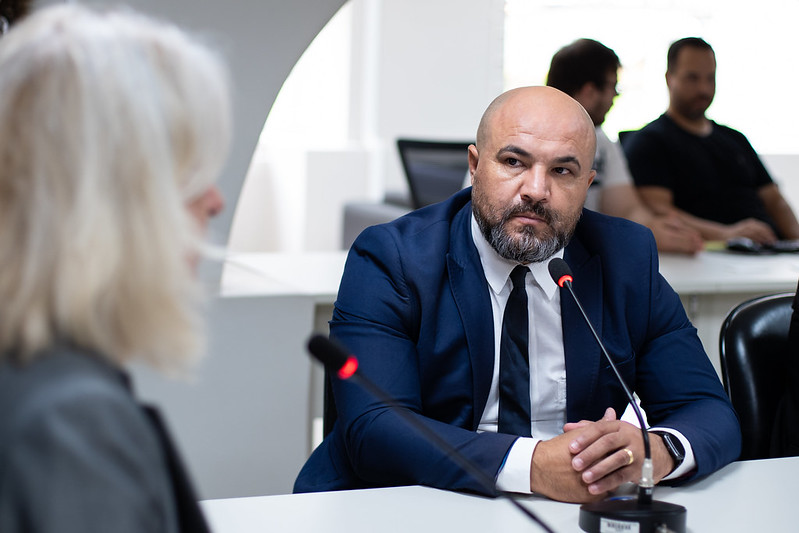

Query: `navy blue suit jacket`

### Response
(295, 188, 740, 496)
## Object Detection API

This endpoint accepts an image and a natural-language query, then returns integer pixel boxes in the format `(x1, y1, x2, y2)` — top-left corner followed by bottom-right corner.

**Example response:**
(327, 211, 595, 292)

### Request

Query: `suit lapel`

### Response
(447, 203, 495, 429)
(562, 238, 604, 422)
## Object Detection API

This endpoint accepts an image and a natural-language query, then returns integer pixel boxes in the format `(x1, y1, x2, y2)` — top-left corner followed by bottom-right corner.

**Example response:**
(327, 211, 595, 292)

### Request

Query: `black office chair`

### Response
(719, 292, 794, 460)
(396, 138, 472, 209)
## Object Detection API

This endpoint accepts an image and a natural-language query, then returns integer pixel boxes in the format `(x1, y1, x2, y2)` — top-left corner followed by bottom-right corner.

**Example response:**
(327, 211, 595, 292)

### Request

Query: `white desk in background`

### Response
(222, 251, 346, 304)
(201, 456, 797, 533)
(221, 248, 799, 300)
(659, 250, 799, 294)
(222, 249, 799, 374)
(222, 251, 799, 298)
(221, 248, 799, 302)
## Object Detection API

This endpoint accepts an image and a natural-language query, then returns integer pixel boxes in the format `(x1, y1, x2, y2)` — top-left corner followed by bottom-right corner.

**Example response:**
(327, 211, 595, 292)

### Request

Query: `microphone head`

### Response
(307, 334, 359, 379)
(548, 257, 573, 287)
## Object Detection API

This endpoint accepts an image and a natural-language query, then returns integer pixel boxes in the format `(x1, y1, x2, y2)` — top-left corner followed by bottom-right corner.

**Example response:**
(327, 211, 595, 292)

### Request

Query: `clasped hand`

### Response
(529, 408, 666, 503)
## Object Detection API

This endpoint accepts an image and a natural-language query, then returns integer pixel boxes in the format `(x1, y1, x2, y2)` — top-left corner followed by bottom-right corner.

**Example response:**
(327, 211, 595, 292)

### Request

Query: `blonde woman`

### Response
(0, 4, 230, 532)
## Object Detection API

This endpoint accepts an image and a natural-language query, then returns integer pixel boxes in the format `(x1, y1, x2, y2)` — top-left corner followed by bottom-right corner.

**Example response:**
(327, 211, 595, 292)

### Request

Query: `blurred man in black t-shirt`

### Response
(623, 37, 799, 244)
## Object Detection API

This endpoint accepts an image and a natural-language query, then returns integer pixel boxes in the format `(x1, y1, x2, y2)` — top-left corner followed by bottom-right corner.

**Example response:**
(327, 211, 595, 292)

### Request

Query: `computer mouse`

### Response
(726, 237, 762, 254)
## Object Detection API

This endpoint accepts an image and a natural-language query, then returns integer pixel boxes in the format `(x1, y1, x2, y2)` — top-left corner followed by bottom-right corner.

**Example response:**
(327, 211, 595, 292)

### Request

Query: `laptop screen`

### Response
(397, 139, 472, 209)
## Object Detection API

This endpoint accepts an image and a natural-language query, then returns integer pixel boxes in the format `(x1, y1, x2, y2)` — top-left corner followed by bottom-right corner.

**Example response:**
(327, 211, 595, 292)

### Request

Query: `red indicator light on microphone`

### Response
(338, 356, 359, 379)
(556, 274, 573, 288)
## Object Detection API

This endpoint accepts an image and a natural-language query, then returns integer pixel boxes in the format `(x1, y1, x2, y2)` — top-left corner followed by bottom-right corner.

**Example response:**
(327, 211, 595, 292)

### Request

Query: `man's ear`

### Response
(467, 144, 479, 184)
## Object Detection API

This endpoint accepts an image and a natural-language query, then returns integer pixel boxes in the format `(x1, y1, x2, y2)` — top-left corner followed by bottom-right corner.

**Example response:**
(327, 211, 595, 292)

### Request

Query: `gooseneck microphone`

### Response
(547, 258, 686, 533)
(307, 334, 556, 533)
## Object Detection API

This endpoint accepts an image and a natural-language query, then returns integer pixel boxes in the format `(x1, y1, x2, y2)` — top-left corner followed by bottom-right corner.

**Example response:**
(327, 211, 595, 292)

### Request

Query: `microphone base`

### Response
(579, 497, 686, 532)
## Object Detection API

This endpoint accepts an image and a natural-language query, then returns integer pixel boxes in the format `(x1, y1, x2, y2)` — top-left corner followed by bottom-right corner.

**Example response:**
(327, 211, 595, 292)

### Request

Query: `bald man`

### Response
(295, 87, 740, 503)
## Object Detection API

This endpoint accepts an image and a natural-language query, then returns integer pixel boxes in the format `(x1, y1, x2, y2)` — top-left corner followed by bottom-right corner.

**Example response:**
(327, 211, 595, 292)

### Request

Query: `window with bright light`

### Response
(503, 0, 799, 154)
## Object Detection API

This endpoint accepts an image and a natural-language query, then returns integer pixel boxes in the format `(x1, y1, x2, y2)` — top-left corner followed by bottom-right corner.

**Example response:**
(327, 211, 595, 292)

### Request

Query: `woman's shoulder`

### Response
(0, 346, 160, 463)
(0, 347, 180, 532)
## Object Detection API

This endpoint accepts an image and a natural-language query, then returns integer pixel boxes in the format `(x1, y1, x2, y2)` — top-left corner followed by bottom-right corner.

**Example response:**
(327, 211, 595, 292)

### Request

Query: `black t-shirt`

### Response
(623, 114, 780, 236)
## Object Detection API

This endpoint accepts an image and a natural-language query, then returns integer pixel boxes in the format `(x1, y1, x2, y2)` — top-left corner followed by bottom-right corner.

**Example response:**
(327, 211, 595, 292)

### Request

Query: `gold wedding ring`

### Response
(622, 448, 635, 465)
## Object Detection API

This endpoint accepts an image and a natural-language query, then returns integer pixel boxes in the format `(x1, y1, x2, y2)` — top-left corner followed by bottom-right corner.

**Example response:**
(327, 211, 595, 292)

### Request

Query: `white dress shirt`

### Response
(469, 215, 695, 494)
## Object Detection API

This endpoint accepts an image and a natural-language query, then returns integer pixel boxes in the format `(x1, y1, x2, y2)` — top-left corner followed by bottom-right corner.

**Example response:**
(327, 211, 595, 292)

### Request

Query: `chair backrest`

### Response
(719, 292, 794, 460)
(396, 138, 472, 209)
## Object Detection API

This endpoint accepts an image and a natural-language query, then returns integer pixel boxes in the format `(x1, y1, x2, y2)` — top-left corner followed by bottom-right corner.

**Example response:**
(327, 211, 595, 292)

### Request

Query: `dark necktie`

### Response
(498, 265, 532, 437)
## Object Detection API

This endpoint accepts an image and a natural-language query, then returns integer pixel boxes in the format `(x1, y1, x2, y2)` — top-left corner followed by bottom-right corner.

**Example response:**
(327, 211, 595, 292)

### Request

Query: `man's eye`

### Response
(553, 167, 570, 175)
(506, 157, 520, 166)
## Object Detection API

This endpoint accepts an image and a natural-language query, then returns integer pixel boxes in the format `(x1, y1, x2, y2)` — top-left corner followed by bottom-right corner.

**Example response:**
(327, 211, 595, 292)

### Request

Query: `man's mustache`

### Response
(502, 200, 555, 225)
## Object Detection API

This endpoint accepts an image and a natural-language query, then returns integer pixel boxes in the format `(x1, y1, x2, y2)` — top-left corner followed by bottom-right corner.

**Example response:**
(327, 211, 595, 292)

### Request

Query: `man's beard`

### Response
(473, 195, 580, 264)
(676, 94, 713, 121)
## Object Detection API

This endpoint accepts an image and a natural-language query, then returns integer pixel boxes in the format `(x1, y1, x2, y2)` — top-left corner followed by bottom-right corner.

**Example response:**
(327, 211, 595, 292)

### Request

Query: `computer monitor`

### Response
(396, 138, 472, 209)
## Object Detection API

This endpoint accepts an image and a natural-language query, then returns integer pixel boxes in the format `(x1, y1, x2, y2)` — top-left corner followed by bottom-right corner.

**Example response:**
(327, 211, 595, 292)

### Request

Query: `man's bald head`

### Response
(475, 86, 596, 159)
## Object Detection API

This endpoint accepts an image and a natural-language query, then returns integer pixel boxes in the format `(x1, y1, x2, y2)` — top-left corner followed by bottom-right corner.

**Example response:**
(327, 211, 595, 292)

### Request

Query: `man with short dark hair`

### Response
(547, 39, 703, 254)
(0, 0, 31, 34)
(623, 37, 799, 244)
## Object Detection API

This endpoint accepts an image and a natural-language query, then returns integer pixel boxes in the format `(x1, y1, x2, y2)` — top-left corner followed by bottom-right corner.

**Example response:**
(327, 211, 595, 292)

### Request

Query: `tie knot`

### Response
(510, 265, 528, 289)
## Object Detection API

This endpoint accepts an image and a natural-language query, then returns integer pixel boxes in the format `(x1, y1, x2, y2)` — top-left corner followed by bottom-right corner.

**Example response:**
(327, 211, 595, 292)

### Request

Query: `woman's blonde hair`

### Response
(0, 4, 231, 371)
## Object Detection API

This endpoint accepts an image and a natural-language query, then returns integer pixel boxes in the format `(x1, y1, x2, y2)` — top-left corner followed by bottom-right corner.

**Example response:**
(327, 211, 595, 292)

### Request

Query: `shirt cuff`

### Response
(649, 427, 696, 480)
(496, 437, 540, 494)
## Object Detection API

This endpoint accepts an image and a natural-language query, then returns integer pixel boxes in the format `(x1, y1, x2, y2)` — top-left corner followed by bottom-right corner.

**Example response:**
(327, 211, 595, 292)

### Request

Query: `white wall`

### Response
(228, 0, 506, 253)
(373, 0, 505, 193)
(762, 155, 799, 226)
(45, 0, 348, 272)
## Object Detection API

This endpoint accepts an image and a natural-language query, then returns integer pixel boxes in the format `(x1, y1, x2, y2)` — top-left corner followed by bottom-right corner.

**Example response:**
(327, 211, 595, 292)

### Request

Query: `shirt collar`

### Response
(470, 214, 562, 301)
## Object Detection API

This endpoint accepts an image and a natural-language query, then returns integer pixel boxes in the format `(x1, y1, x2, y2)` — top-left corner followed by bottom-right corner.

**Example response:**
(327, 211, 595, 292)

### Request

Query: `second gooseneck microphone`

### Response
(547, 257, 686, 533)
(307, 334, 556, 533)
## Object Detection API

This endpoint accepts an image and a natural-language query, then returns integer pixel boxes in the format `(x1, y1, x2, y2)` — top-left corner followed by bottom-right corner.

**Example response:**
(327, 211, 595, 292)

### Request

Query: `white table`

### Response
(658, 250, 799, 294)
(222, 251, 346, 301)
(222, 249, 799, 374)
(222, 248, 799, 302)
(221, 249, 799, 295)
(201, 456, 797, 533)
